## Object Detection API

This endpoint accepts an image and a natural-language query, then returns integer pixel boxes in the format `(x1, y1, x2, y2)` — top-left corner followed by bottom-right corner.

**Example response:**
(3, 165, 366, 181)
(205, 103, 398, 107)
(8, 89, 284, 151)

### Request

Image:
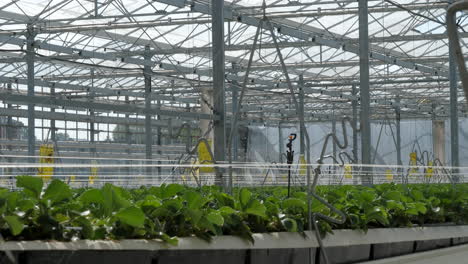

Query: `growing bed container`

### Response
(1, 225, 467, 264)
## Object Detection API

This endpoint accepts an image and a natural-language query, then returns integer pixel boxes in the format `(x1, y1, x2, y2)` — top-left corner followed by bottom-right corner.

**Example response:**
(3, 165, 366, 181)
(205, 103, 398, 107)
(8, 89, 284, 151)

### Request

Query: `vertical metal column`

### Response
(231, 80, 239, 161)
(359, 0, 372, 184)
(90, 69, 96, 157)
(352, 85, 358, 163)
(26, 25, 36, 164)
(278, 119, 284, 163)
(298, 75, 305, 157)
(94, 0, 98, 17)
(144, 45, 153, 176)
(6, 82, 12, 175)
(168, 119, 173, 145)
(125, 96, 131, 178)
(332, 110, 337, 163)
(331, 108, 337, 182)
(449, 13, 460, 180)
(395, 98, 402, 172)
(157, 99, 162, 176)
(212, 0, 226, 185)
(50, 85, 56, 143)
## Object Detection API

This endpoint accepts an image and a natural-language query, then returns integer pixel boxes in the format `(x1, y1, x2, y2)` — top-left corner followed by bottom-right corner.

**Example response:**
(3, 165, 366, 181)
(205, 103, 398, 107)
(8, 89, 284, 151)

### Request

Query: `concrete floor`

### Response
(360, 244, 468, 264)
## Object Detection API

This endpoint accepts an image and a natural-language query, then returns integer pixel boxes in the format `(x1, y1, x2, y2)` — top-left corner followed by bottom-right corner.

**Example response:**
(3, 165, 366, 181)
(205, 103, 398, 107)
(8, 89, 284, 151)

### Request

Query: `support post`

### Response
(332, 110, 337, 163)
(157, 99, 162, 176)
(231, 80, 239, 162)
(332, 114, 337, 182)
(359, 0, 372, 184)
(50, 85, 56, 143)
(144, 45, 153, 176)
(90, 69, 96, 157)
(200, 89, 213, 140)
(352, 85, 358, 163)
(279, 120, 284, 163)
(26, 25, 35, 165)
(125, 96, 131, 178)
(168, 119, 173, 145)
(449, 11, 460, 180)
(298, 75, 305, 157)
(94, 0, 98, 17)
(212, 0, 226, 186)
(395, 97, 402, 174)
(200, 88, 214, 184)
(6, 82, 12, 176)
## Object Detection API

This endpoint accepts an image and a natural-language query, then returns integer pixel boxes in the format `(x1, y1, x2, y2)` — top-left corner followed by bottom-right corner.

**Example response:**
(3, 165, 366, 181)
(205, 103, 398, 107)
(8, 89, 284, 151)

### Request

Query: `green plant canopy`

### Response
(0, 176, 467, 245)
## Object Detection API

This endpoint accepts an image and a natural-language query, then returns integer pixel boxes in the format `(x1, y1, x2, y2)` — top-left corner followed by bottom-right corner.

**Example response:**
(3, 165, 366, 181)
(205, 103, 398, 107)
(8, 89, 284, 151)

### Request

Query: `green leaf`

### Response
(311, 199, 326, 212)
(16, 175, 43, 199)
(406, 203, 420, 215)
(43, 179, 72, 203)
(161, 184, 184, 199)
(159, 233, 178, 246)
(214, 193, 235, 207)
(101, 184, 131, 215)
(366, 207, 389, 226)
(219, 206, 236, 215)
(115, 206, 145, 228)
(292, 192, 307, 200)
(244, 200, 267, 218)
(138, 195, 162, 208)
(281, 218, 298, 232)
(384, 191, 402, 201)
(386, 200, 404, 211)
(74, 217, 94, 239)
(17, 199, 35, 211)
(185, 208, 203, 224)
(206, 211, 224, 226)
(282, 198, 306, 212)
(184, 191, 205, 209)
(4, 215, 23, 236)
(239, 188, 252, 209)
(358, 191, 377, 203)
(79, 189, 104, 205)
(414, 202, 427, 214)
(411, 189, 425, 201)
(162, 199, 183, 213)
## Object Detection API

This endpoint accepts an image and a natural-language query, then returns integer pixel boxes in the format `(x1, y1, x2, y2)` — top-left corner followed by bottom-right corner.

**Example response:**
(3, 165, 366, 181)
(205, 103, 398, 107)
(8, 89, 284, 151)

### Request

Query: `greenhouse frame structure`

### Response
(0, 0, 467, 185)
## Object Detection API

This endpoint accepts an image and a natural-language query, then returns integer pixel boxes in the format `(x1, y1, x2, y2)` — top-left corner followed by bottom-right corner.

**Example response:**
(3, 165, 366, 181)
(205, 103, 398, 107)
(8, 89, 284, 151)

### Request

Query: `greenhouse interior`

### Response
(0, 0, 468, 263)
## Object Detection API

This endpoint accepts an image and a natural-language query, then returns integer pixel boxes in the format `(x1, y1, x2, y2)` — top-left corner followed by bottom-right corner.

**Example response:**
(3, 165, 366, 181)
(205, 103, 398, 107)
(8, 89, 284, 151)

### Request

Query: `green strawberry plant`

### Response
(0, 176, 467, 246)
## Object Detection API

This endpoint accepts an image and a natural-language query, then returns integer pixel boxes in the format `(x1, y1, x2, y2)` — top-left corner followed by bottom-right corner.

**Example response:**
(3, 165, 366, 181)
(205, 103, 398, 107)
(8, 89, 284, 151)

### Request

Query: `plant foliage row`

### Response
(0, 176, 467, 244)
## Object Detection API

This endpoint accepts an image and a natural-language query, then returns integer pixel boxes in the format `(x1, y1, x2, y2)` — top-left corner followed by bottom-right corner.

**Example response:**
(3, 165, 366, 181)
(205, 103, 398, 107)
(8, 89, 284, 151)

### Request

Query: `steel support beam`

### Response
(299, 75, 305, 157)
(94, 0, 99, 17)
(0, 92, 215, 120)
(278, 119, 284, 163)
(90, 69, 96, 157)
(26, 25, 35, 163)
(395, 97, 402, 172)
(157, 99, 162, 176)
(232, 80, 239, 162)
(352, 84, 358, 163)
(332, 115, 337, 163)
(0, 75, 196, 104)
(144, 45, 153, 175)
(125, 96, 131, 178)
(359, 0, 372, 184)
(449, 0, 459, 180)
(6, 82, 13, 175)
(212, 0, 226, 185)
